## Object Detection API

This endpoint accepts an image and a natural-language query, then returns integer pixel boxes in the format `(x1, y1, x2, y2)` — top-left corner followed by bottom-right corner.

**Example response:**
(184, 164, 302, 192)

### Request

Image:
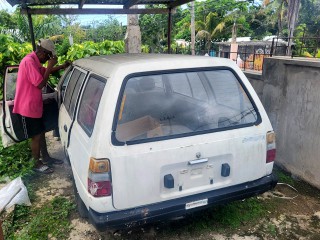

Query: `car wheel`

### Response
(72, 178, 88, 219)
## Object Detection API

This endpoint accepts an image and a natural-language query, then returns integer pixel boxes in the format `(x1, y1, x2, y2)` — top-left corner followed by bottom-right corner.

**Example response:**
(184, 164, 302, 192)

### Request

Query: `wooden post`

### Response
(190, 1, 195, 55)
(0, 221, 4, 240)
(167, 8, 172, 54)
(26, 8, 36, 51)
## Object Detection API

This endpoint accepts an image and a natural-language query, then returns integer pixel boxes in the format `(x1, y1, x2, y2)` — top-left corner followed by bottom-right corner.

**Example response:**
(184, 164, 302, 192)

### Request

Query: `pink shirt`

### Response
(13, 52, 46, 118)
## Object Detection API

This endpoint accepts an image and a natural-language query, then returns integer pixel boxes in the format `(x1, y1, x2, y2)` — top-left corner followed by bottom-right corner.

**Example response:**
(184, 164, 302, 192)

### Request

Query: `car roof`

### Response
(73, 54, 237, 78)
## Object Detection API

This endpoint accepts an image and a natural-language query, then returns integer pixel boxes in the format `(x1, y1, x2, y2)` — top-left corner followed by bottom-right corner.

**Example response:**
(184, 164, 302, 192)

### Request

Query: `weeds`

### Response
(159, 197, 265, 237)
(273, 167, 295, 186)
(266, 223, 277, 236)
(0, 139, 33, 179)
(3, 196, 75, 240)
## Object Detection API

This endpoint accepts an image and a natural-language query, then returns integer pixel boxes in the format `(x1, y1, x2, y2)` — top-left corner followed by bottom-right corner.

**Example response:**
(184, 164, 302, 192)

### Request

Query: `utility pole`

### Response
(191, 1, 195, 55)
(125, 6, 141, 53)
(287, 0, 301, 56)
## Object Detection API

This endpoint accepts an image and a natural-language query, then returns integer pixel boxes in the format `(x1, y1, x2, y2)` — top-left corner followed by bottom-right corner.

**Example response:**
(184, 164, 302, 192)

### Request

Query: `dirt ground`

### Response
(18, 133, 320, 239)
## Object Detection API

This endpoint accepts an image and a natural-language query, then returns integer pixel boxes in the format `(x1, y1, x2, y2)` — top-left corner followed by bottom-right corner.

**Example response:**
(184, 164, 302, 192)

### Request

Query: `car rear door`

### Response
(110, 69, 267, 210)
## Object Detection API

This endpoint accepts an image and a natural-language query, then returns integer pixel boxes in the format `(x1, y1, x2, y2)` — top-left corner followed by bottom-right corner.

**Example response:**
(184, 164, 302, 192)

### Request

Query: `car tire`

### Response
(72, 178, 89, 219)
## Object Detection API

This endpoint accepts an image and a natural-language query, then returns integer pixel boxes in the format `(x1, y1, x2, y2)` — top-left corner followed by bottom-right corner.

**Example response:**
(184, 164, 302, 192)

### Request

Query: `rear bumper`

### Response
(89, 173, 278, 231)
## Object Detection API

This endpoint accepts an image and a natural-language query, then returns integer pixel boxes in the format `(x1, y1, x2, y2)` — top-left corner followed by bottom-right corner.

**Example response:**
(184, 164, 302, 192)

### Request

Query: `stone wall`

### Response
(245, 57, 320, 189)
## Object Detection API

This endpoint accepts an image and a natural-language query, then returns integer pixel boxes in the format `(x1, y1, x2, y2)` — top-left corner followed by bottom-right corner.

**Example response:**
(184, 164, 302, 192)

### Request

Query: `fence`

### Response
(271, 35, 320, 58)
(217, 45, 272, 72)
(171, 34, 320, 72)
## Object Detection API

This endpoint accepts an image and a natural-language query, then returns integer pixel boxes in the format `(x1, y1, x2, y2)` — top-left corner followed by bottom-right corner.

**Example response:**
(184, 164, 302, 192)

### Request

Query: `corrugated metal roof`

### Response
(5, 0, 188, 8)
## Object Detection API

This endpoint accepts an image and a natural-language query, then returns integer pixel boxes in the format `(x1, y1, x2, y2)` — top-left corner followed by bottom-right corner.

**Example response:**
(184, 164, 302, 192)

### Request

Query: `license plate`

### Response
(185, 199, 208, 210)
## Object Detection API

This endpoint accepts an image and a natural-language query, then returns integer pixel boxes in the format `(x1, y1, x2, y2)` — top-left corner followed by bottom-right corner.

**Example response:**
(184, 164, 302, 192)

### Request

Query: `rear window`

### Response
(114, 69, 260, 144)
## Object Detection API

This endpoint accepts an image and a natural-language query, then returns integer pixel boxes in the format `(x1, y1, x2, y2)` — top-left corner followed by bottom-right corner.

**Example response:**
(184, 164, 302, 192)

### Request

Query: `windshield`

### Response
(114, 69, 259, 144)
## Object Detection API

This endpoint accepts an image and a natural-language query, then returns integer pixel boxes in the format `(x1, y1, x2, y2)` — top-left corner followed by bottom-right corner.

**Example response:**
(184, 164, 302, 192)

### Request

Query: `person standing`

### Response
(13, 38, 70, 174)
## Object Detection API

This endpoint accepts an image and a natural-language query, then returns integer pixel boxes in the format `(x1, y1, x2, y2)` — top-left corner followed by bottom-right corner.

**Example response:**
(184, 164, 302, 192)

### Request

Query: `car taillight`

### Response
(88, 158, 112, 197)
(266, 132, 276, 163)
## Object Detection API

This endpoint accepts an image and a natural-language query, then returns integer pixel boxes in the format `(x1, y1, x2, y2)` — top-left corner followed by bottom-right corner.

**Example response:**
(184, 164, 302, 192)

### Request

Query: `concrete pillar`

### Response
(125, 6, 141, 53)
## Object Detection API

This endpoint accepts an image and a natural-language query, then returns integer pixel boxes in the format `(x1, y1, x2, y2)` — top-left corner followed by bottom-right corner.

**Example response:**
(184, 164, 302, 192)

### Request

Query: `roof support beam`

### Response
(123, 0, 140, 9)
(168, 0, 194, 9)
(26, 8, 36, 51)
(79, 0, 86, 9)
(21, 7, 169, 15)
(167, 8, 172, 54)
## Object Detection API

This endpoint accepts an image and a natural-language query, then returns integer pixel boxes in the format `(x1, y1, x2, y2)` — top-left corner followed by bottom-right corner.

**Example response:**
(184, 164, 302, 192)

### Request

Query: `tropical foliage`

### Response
(0, 34, 125, 98)
(0, 0, 319, 58)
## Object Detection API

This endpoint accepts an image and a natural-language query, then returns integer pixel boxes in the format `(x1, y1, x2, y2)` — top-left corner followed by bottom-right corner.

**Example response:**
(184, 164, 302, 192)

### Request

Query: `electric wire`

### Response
(270, 182, 299, 200)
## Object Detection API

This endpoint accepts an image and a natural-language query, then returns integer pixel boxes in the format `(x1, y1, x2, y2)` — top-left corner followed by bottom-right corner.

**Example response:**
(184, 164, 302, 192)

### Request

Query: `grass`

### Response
(0, 137, 305, 239)
(2, 196, 75, 240)
(0, 139, 34, 179)
(158, 197, 266, 237)
(0, 139, 75, 240)
(273, 166, 295, 186)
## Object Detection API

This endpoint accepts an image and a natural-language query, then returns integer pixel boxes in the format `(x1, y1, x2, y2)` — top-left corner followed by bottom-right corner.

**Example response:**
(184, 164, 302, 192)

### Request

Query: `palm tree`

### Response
(195, 4, 250, 51)
(263, 0, 287, 36)
(195, 12, 220, 52)
(287, 0, 301, 54)
(264, 0, 301, 54)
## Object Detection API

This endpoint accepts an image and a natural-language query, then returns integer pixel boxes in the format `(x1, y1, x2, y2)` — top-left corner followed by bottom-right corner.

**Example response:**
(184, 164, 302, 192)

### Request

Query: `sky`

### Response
(0, 2, 128, 25)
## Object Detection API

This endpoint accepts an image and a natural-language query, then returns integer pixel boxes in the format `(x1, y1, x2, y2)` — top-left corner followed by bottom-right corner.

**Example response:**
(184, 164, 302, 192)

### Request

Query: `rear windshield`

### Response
(114, 69, 260, 144)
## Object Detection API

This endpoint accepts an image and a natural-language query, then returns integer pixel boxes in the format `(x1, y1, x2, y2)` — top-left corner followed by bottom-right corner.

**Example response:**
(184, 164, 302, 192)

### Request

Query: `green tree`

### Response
(298, 0, 320, 36)
(245, 5, 277, 40)
(10, 7, 64, 42)
(82, 17, 125, 42)
(194, 0, 251, 52)
(139, 5, 185, 53)
(0, 10, 16, 30)
(139, 5, 169, 53)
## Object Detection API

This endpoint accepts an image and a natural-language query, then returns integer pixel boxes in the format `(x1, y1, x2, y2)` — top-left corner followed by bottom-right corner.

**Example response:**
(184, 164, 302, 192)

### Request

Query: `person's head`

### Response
(36, 38, 56, 63)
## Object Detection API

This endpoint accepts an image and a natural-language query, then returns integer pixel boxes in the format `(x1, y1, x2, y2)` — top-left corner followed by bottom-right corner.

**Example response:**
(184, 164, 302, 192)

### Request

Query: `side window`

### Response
(60, 69, 72, 102)
(63, 69, 86, 118)
(77, 76, 106, 136)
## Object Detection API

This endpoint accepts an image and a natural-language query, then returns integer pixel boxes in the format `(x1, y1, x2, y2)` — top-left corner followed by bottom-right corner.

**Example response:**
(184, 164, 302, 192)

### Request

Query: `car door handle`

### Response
(64, 125, 68, 132)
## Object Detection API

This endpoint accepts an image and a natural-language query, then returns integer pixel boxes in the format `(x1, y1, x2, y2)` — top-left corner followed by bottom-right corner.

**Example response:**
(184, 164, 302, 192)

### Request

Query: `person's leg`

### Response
(23, 116, 53, 173)
(40, 132, 64, 165)
(40, 132, 50, 159)
(31, 133, 41, 162)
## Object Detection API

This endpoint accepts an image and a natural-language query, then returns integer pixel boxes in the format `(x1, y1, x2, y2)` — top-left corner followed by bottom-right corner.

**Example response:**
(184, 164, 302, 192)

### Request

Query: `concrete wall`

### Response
(245, 57, 320, 189)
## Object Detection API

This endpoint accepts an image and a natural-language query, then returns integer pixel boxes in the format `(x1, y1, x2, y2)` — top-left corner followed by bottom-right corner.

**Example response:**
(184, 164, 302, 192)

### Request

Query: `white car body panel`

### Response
(57, 54, 275, 219)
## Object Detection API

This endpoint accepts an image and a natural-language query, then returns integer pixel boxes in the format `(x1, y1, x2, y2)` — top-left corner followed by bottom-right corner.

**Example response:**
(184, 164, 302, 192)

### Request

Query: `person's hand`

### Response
(63, 60, 71, 69)
(48, 56, 58, 68)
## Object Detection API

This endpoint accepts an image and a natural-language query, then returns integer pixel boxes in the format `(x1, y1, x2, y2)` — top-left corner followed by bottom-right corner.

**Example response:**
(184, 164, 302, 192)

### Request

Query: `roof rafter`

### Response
(123, 0, 140, 9)
(21, 7, 169, 15)
(168, 0, 193, 9)
(79, 0, 86, 8)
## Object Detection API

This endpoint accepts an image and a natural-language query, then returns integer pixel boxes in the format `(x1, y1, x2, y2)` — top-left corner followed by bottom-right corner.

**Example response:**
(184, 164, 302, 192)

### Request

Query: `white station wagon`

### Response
(2, 54, 277, 230)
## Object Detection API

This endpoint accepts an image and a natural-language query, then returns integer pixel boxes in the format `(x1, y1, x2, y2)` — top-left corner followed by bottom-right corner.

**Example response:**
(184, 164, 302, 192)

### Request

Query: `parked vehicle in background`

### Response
(2, 54, 278, 230)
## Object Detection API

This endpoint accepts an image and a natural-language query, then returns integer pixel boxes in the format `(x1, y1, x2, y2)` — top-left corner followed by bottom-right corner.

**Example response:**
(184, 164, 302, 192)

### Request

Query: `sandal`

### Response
(34, 164, 54, 174)
(41, 157, 64, 165)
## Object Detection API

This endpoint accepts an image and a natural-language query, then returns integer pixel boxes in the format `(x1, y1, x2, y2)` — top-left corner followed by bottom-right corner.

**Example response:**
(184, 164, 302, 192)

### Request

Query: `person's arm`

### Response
(37, 59, 71, 89)
(37, 57, 57, 89)
(51, 61, 71, 74)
